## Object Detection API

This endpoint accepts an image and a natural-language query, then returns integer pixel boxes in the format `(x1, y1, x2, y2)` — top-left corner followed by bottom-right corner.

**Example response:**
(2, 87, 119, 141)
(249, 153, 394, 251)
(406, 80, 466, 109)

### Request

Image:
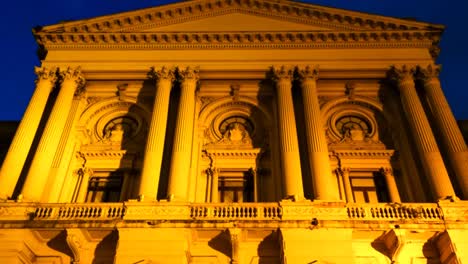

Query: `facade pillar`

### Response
(76, 168, 93, 202)
(166, 66, 199, 201)
(138, 67, 175, 201)
(271, 66, 304, 200)
(297, 66, 340, 200)
(339, 168, 354, 203)
(21, 67, 85, 202)
(381, 167, 401, 203)
(417, 65, 468, 199)
(0, 67, 57, 199)
(389, 65, 455, 200)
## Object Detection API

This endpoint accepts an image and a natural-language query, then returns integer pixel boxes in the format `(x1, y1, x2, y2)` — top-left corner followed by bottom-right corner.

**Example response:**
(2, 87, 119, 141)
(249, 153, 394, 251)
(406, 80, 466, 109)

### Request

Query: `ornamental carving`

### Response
(296, 65, 319, 81)
(34, 66, 58, 84)
(148, 66, 175, 82)
(387, 65, 416, 85)
(59, 66, 86, 87)
(178, 66, 200, 82)
(270, 66, 293, 82)
(415, 64, 441, 85)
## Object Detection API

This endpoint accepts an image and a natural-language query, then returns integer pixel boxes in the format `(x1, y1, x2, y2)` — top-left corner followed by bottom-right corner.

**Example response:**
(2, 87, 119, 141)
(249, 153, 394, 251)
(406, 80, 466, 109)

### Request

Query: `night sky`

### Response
(1, 0, 467, 121)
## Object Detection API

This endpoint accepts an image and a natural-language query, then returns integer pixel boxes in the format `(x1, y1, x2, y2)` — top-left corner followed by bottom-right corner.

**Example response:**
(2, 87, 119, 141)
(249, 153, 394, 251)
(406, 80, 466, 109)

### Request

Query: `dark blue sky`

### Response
(1, 0, 467, 121)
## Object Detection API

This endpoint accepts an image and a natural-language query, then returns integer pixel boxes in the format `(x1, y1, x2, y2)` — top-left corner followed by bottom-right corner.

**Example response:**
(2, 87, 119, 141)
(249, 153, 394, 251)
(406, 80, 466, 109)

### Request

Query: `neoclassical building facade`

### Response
(0, 0, 467, 263)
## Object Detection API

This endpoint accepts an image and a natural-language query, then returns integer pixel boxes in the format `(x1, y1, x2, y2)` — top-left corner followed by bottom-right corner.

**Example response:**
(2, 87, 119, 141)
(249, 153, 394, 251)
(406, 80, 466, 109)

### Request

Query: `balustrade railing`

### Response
(34, 203, 125, 220)
(190, 203, 282, 220)
(0, 202, 450, 222)
(346, 203, 443, 221)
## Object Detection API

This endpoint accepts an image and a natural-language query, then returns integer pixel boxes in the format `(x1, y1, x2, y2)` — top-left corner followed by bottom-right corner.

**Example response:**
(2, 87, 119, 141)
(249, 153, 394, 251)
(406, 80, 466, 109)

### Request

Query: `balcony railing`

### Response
(0, 201, 461, 223)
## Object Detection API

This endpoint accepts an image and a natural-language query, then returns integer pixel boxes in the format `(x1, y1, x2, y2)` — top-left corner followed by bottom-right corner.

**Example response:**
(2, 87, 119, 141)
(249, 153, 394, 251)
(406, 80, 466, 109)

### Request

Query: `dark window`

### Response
(86, 175, 122, 203)
(218, 171, 254, 203)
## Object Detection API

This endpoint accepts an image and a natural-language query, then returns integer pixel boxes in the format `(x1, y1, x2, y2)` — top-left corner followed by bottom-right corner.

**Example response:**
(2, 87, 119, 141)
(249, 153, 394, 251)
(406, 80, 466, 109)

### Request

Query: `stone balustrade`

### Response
(0, 201, 466, 224)
(346, 203, 443, 221)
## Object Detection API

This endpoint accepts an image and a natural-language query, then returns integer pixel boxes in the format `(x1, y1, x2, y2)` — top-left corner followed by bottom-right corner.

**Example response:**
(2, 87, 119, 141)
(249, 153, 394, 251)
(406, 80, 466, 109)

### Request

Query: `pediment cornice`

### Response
(34, 0, 443, 56)
(36, 0, 442, 34)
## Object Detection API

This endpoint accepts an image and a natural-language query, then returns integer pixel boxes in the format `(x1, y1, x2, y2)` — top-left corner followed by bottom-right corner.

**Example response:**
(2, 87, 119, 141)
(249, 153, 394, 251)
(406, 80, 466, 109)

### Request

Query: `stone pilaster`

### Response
(21, 67, 85, 202)
(381, 167, 401, 203)
(271, 66, 304, 200)
(297, 66, 339, 201)
(388, 65, 455, 200)
(138, 67, 175, 201)
(417, 65, 468, 199)
(76, 168, 93, 202)
(339, 168, 354, 203)
(0, 67, 57, 200)
(166, 66, 199, 201)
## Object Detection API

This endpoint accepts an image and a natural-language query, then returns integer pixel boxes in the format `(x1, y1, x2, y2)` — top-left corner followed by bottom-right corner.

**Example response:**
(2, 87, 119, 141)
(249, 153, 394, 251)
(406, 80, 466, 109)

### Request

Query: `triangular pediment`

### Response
(38, 0, 443, 34)
(144, 12, 330, 32)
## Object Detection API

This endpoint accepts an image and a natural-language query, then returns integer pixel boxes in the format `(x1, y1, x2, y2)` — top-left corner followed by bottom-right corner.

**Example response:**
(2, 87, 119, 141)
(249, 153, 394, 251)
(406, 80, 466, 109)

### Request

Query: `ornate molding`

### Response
(36, 0, 441, 35)
(35, 31, 438, 50)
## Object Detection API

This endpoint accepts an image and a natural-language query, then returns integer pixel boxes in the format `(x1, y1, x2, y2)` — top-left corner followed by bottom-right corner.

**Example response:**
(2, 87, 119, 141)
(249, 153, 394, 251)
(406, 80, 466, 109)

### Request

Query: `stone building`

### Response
(0, 0, 467, 263)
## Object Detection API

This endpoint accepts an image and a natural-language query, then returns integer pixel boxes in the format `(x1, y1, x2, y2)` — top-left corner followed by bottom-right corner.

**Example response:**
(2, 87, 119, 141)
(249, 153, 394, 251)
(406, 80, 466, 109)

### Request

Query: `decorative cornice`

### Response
(35, 30, 438, 50)
(36, 0, 442, 35)
(333, 149, 395, 158)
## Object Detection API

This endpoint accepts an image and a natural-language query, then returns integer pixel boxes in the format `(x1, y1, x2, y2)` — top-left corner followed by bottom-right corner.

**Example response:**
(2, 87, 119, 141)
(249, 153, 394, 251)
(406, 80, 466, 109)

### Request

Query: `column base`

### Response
(438, 196, 460, 203)
(282, 195, 306, 202)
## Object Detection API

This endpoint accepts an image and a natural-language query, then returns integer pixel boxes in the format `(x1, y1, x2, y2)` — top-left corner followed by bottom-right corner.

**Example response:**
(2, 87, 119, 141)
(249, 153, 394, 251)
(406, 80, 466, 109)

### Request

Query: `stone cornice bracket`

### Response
(376, 229, 406, 263)
(65, 228, 88, 264)
(148, 66, 176, 82)
(415, 64, 441, 84)
(34, 66, 58, 85)
(387, 65, 416, 89)
(345, 81, 356, 99)
(270, 65, 294, 83)
(228, 228, 242, 264)
(296, 65, 319, 81)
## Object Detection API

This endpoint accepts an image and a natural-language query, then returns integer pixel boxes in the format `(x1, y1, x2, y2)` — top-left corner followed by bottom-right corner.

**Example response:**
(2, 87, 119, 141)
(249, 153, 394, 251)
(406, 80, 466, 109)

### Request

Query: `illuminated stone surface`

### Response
(0, 0, 467, 263)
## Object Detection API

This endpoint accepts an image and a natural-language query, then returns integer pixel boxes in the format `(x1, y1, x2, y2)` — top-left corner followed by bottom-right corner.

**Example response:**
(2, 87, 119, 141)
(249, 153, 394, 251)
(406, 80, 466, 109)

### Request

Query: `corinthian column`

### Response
(417, 65, 468, 199)
(297, 66, 339, 201)
(0, 67, 57, 199)
(138, 67, 175, 201)
(166, 66, 199, 201)
(271, 66, 304, 200)
(21, 67, 85, 202)
(389, 65, 455, 200)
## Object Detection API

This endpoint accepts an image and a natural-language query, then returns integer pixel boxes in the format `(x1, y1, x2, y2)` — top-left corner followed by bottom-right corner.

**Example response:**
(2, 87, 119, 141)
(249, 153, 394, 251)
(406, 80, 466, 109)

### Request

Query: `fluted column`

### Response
(138, 67, 175, 201)
(271, 66, 304, 200)
(389, 65, 455, 200)
(21, 67, 85, 202)
(0, 67, 57, 199)
(297, 66, 340, 200)
(339, 168, 354, 203)
(381, 167, 401, 203)
(417, 65, 468, 199)
(166, 66, 199, 201)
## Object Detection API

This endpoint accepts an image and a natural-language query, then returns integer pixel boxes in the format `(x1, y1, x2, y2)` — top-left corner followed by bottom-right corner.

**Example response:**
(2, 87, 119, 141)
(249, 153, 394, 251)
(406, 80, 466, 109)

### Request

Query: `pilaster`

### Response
(381, 167, 401, 203)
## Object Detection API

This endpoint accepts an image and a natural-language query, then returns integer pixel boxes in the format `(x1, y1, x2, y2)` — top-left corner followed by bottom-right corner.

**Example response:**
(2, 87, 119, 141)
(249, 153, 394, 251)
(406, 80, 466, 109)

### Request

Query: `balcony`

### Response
(0, 201, 466, 228)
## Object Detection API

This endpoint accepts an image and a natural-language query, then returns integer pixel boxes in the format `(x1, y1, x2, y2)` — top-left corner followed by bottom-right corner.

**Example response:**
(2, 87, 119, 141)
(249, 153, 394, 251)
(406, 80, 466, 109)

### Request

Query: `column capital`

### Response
(296, 65, 319, 81)
(339, 167, 351, 175)
(415, 64, 441, 84)
(177, 66, 200, 82)
(148, 66, 176, 82)
(387, 65, 416, 87)
(59, 66, 86, 88)
(34, 66, 58, 84)
(380, 167, 393, 175)
(270, 65, 294, 82)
